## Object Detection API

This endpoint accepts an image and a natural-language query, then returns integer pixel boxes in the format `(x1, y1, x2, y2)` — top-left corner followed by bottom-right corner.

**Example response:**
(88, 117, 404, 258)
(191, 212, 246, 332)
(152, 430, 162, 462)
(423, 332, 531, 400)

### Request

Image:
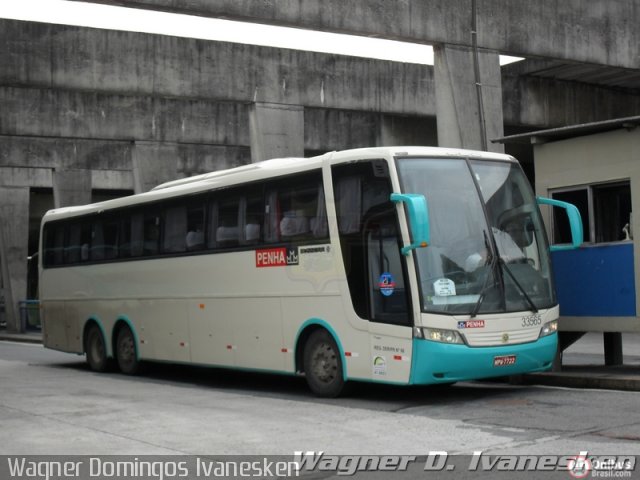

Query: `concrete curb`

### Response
(524, 370, 640, 392)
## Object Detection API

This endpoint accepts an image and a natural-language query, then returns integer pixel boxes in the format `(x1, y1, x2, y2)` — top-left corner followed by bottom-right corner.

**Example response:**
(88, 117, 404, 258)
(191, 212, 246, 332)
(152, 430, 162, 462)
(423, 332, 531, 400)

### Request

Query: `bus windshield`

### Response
(396, 157, 555, 316)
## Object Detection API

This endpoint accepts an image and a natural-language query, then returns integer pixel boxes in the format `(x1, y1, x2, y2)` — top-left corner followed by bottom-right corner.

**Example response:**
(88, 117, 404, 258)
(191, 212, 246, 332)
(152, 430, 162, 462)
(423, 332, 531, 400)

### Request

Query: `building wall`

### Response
(534, 128, 640, 326)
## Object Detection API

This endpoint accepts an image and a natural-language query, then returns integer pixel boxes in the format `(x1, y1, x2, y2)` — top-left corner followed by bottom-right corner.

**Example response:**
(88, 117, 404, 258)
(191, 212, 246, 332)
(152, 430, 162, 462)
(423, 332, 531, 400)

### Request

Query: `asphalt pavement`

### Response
(1, 329, 639, 391)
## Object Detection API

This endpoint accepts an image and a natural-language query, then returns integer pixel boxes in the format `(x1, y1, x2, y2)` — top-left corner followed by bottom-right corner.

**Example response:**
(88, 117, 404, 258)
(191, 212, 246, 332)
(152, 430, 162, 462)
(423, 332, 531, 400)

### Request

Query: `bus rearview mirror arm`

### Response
(536, 196, 583, 251)
(390, 193, 430, 255)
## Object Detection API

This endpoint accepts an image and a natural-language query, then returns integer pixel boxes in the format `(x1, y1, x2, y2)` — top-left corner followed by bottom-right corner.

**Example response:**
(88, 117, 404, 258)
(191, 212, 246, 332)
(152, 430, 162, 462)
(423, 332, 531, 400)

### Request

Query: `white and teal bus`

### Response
(39, 147, 582, 396)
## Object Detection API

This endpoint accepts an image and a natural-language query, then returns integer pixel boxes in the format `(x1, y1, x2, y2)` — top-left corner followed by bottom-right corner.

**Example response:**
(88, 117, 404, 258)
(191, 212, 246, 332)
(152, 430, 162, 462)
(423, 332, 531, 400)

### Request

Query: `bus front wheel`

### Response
(303, 329, 345, 397)
(85, 324, 109, 372)
(115, 326, 141, 375)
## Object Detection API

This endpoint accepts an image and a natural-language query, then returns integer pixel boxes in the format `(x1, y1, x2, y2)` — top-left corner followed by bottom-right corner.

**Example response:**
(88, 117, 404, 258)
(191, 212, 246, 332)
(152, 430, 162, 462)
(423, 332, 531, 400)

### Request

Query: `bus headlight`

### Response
(415, 327, 464, 344)
(539, 320, 558, 337)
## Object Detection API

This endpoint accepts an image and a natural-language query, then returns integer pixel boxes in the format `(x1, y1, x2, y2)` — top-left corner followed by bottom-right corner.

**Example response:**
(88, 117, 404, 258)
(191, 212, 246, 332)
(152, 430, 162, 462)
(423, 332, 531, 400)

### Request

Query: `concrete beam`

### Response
(0, 187, 29, 332)
(249, 103, 304, 162)
(52, 169, 92, 208)
(2, 22, 637, 135)
(0, 135, 134, 171)
(132, 142, 180, 192)
(0, 19, 434, 116)
(78, 0, 640, 70)
(434, 45, 504, 152)
(502, 75, 640, 129)
(0, 86, 249, 146)
(0, 167, 53, 189)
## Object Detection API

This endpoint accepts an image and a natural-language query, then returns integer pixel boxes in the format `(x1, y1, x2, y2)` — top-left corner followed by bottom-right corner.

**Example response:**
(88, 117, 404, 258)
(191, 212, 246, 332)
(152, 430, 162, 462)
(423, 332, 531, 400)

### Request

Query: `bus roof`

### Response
(42, 146, 516, 221)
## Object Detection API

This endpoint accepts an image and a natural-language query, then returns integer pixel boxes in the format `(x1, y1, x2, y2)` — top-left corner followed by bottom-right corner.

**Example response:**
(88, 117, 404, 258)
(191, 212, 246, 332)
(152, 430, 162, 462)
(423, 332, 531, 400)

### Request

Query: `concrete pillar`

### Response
(249, 102, 304, 162)
(434, 44, 504, 153)
(52, 169, 92, 208)
(0, 187, 30, 332)
(132, 142, 179, 193)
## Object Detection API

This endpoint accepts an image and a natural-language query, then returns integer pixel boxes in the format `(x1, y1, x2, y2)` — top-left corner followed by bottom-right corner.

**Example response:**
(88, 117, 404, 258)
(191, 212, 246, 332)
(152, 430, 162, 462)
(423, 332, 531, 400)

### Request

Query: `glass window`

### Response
(212, 194, 241, 248)
(143, 213, 160, 256)
(551, 181, 631, 244)
(118, 214, 133, 258)
(186, 201, 206, 251)
(128, 210, 160, 257)
(263, 172, 328, 244)
(164, 204, 187, 253)
(551, 189, 590, 244)
(101, 218, 119, 260)
(44, 224, 65, 267)
(332, 161, 395, 320)
(243, 193, 263, 245)
(397, 157, 555, 315)
(68, 223, 90, 263)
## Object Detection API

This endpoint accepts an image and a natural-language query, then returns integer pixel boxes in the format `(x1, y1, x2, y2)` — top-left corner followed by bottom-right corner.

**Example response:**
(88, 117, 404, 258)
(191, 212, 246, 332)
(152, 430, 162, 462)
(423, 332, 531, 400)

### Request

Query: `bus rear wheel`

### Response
(115, 326, 141, 375)
(85, 324, 109, 372)
(303, 329, 345, 397)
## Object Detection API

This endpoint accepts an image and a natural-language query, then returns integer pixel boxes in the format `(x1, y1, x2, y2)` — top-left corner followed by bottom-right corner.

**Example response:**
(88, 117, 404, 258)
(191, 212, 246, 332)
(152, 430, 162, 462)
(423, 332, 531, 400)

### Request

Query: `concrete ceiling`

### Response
(504, 59, 640, 93)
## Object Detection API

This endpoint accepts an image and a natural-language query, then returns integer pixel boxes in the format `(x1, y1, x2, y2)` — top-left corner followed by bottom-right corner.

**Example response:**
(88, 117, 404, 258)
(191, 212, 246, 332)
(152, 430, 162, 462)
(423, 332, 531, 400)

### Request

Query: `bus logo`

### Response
(256, 247, 299, 267)
(457, 320, 485, 329)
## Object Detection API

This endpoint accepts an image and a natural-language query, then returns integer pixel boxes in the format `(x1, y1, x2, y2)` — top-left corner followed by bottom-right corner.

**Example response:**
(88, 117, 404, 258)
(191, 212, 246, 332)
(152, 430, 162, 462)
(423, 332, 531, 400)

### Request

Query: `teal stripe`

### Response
(115, 315, 141, 361)
(409, 333, 557, 385)
(295, 318, 347, 380)
(84, 315, 112, 358)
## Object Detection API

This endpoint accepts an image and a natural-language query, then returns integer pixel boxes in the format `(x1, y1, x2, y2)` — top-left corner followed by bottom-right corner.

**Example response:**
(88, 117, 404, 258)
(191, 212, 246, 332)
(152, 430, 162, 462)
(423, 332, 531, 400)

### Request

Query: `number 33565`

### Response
(522, 314, 542, 327)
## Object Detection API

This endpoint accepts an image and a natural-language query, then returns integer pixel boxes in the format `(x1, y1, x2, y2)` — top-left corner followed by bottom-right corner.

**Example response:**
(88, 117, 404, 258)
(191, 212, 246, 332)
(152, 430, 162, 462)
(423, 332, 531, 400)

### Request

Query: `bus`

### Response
(39, 147, 582, 397)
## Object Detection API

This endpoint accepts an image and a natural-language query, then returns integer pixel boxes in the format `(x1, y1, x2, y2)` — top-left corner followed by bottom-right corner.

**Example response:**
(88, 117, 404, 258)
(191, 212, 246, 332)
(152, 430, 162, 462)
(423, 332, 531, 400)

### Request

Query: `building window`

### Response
(551, 181, 632, 245)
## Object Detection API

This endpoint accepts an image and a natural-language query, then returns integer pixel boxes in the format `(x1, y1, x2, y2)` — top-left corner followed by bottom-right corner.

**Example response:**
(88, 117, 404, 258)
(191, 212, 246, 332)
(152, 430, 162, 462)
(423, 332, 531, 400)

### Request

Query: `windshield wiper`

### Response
(470, 230, 498, 318)
(499, 258, 539, 314)
(470, 230, 539, 317)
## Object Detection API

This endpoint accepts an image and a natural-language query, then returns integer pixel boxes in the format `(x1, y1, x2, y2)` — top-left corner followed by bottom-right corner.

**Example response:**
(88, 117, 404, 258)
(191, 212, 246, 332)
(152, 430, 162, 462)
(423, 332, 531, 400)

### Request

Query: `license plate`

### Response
(493, 355, 517, 367)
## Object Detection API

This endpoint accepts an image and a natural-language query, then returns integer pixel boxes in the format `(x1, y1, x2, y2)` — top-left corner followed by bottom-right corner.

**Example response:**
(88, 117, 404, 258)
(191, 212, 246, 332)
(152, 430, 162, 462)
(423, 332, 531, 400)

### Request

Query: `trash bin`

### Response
(19, 300, 41, 330)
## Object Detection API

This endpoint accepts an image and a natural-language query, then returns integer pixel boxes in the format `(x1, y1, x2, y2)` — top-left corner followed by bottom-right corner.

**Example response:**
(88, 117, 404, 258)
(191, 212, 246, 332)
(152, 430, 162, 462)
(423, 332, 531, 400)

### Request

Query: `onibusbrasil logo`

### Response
(567, 454, 592, 479)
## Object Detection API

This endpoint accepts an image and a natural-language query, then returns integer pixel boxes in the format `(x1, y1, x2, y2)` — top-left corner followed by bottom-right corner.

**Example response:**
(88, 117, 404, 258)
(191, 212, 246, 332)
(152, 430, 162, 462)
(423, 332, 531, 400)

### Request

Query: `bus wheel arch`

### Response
(296, 322, 346, 397)
(83, 319, 110, 372)
(112, 318, 142, 375)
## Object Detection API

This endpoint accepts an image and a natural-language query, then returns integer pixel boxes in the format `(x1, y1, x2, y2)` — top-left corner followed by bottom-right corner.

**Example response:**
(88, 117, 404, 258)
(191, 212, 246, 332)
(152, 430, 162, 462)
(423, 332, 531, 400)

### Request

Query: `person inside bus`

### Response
(464, 227, 525, 272)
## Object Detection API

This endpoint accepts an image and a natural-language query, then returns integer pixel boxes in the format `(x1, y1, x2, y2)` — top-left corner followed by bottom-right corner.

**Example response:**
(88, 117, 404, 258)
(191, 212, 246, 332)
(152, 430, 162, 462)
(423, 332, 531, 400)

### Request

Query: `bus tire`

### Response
(85, 324, 109, 373)
(303, 329, 345, 397)
(115, 326, 141, 375)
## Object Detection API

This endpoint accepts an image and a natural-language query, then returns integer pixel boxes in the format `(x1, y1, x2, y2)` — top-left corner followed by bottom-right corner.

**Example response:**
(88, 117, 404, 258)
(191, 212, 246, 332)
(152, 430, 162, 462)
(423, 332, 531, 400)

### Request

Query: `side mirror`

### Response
(536, 196, 583, 251)
(390, 193, 430, 255)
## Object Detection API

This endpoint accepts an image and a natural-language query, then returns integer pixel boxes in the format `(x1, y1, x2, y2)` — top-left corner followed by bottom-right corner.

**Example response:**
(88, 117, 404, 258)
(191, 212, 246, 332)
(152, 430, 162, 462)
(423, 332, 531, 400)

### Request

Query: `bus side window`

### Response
(332, 160, 401, 321)
(215, 194, 241, 248)
(242, 192, 263, 245)
(101, 219, 119, 260)
(44, 224, 65, 267)
(364, 207, 410, 325)
(264, 189, 280, 243)
(164, 204, 187, 253)
(130, 212, 144, 257)
(143, 214, 160, 256)
(90, 222, 106, 261)
(186, 201, 205, 251)
(118, 214, 133, 258)
(265, 172, 327, 243)
(65, 223, 82, 264)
